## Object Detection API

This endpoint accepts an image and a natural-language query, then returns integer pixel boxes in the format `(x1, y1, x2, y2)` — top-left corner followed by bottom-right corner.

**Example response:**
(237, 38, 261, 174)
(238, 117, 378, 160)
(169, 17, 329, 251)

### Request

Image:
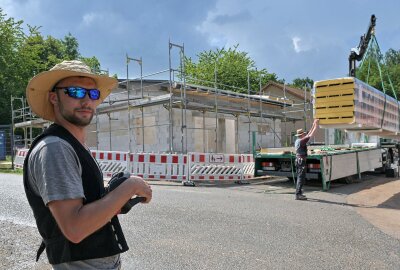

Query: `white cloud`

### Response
(292, 36, 303, 53)
(292, 36, 315, 53)
(80, 11, 127, 35)
(82, 12, 99, 26)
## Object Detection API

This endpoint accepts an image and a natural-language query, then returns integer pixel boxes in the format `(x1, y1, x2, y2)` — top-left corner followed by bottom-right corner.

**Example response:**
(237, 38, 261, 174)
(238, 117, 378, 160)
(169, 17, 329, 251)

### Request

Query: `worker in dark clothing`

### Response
(294, 119, 319, 200)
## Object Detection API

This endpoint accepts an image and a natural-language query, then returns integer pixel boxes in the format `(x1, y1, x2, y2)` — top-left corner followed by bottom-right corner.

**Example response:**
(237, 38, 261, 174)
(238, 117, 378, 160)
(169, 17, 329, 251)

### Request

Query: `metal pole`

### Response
(95, 111, 99, 150)
(214, 58, 218, 153)
(179, 50, 184, 153)
(126, 54, 132, 153)
(10, 96, 15, 169)
(304, 84, 307, 131)
(108, 112, 112, 151)
(182, 44, 188, 153)
(132, 57, 144, 152)
(169, 41, 186, 153)
(168, 40, 174, 153)
(259, 73, 263, 148)
(140, 58, 144, 152)
(23, 97, 27, 148)
(273, 118, 276, 147)
(283, 83, 287, 147)
(247, 70, 251, 153)
(203, 111, 206, 153)
(236, 114, 239, 154)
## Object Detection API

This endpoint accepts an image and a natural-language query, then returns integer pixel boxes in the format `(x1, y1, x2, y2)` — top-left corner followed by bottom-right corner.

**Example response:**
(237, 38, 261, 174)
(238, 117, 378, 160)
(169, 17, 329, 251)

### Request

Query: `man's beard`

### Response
(59, 104, 94, 126)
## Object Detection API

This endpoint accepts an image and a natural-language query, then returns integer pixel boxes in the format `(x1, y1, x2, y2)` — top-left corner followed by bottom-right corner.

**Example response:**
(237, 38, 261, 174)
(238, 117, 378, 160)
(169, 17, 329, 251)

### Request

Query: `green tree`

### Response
(63, 32, 79, 60)
(80, 56, 101, 73)
(0, 8, 26, 124)
(184, 45, 281, 94)
(0, 8, 105, 124)
(357, 49, 400, 98)
(290, 77, 314, 90)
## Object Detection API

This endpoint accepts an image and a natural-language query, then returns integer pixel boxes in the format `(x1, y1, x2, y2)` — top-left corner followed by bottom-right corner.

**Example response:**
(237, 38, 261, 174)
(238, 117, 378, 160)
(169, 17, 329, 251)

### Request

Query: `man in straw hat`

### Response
(23, 60, 152, 269)
(294, 119, 319, 200)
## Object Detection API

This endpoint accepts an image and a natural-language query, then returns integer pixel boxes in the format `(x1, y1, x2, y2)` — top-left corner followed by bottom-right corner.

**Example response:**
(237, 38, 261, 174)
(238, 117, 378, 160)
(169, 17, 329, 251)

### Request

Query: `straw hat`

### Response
(26, 60, 117, 121)
(295, 128, 307, 137)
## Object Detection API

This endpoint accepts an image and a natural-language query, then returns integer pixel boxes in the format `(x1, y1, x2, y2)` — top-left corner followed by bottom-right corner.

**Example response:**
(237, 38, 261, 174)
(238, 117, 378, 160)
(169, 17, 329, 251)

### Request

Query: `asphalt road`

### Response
(1, 173, 399, 270)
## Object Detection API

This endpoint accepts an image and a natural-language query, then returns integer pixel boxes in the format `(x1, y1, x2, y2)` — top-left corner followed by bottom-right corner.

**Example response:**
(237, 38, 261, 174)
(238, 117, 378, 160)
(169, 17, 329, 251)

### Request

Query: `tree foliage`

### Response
(289, 77, 314, 90)
(183, 45, 282, 94)
(0, 8, 104, 124)
(357, 48, 400, 98)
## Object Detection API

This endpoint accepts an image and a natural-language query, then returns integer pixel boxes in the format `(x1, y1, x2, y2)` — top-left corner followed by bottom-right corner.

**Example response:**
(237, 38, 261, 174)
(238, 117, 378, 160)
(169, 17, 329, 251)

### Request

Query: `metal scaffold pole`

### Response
(131, 56, 144, 152)
(283, 83, 287, 146)
(247, 70, 251, 153)
(169, 40, 186, 153)
(168, 39, 174, 153)
(259, 73, 263, 147)
(214, 58, 218, 153)
(126, 54, 133, 152)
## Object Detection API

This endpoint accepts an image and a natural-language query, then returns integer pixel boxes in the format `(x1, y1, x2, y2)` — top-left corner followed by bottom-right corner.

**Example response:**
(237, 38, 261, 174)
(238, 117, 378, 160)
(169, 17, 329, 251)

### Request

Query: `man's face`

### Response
(50, 76, 97, 127)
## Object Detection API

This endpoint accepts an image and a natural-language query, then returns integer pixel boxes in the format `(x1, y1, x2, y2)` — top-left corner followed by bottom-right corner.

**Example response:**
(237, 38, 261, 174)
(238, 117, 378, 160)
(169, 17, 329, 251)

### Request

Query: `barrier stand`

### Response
(183, 154, 195, 186)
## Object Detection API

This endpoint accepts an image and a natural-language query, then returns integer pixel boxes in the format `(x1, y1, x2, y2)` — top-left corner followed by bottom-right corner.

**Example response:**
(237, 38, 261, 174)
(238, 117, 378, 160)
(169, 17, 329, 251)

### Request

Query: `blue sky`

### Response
(1, 0, 400, 83)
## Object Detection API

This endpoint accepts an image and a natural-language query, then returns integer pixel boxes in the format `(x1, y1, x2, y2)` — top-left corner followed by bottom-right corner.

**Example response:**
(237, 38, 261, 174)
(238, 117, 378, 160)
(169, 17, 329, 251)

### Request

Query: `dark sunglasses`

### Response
(53, 87, 101, 100)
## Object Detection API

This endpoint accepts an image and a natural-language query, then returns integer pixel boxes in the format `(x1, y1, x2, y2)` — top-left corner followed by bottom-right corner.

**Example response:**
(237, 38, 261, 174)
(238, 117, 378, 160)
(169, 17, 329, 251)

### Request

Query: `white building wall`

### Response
(89, 106, 283, 154)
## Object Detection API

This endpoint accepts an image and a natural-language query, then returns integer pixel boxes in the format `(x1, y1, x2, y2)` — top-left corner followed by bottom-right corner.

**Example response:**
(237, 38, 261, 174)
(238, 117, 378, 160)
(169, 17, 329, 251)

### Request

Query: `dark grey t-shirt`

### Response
(27, 136, 120, 269)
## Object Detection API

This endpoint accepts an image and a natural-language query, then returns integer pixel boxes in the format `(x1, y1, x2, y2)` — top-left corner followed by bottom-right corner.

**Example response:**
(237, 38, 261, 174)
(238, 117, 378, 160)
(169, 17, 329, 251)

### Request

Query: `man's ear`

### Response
(49, 92, 58, 105)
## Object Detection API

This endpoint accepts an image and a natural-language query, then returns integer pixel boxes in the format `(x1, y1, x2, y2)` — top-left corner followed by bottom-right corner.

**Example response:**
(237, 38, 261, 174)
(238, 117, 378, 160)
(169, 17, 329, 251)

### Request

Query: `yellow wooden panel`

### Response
(315, 84, 355, 94)
(315, 100, 354, 108)
(315, 88, 354, 98)
(314, 78, 355, 88)
(318, 118, 354, 125)
(315, 106, 354, 114)
(315, 110, 354, 118)
(315, 94, 354, 101)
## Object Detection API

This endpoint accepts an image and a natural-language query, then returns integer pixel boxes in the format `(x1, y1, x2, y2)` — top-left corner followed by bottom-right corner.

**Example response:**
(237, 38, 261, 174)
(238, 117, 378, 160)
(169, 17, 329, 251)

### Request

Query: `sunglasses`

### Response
(53, 87, 101, 100)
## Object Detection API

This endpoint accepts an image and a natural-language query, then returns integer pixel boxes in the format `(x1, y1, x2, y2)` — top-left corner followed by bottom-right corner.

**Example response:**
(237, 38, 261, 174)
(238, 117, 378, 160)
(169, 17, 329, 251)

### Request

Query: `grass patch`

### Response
(0, 168, 23, 174)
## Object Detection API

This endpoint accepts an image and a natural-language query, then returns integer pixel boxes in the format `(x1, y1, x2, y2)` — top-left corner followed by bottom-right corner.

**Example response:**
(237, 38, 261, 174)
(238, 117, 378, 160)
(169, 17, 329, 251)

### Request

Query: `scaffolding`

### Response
(10, 41, 312, 154)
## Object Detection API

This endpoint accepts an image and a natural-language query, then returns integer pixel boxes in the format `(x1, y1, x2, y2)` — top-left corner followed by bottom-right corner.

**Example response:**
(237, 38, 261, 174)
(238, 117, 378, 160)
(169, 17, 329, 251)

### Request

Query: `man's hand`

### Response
(105, 173, 152, 214)
(125, 176, 152, 203)
(48, 174, 152, 243)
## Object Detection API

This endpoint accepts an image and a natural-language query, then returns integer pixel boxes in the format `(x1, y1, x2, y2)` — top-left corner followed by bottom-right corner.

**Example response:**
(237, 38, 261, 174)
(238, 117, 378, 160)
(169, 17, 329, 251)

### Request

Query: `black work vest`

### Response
(23, 123, 129, 265)
(295, 138, 308, 157)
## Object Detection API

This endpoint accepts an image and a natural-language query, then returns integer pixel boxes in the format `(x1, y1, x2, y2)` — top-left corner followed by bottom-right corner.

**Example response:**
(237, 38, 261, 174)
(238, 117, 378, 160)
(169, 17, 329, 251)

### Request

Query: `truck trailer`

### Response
(254, 144, 385, 190)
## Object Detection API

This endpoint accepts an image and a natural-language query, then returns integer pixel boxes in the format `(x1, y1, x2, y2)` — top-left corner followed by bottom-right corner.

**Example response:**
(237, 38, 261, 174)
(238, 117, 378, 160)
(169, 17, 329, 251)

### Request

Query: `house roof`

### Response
(262, 81, 311, 101)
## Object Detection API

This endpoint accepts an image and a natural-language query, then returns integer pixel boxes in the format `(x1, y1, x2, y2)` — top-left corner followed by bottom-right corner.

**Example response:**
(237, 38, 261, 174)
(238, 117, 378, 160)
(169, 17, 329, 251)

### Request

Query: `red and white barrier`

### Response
(91, 150, 129, 179)
(14, 148, 29, 169)
(129, 153, 188, 181)
(241, 154, 255, 179)
(14, 148, 255, 183)
(187, 153, 252, 182)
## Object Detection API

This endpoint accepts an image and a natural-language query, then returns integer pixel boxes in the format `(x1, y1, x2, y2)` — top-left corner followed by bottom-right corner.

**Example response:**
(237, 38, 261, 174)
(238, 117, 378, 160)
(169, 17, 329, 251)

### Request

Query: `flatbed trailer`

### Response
(254, 146, 383, 191)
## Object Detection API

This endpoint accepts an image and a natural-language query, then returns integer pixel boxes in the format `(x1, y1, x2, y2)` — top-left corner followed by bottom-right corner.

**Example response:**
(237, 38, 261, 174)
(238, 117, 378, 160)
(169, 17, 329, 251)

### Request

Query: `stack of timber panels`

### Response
(313, 77, 400, 137)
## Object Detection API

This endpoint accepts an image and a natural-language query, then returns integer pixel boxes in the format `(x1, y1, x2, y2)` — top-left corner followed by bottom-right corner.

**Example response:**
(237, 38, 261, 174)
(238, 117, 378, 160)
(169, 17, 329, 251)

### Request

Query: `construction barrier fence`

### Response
(14, 149, 255, 183)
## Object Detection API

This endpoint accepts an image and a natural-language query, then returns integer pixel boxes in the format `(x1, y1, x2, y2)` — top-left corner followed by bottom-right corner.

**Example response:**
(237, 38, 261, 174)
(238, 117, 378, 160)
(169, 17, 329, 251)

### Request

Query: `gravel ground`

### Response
(0, 220, 51, 270)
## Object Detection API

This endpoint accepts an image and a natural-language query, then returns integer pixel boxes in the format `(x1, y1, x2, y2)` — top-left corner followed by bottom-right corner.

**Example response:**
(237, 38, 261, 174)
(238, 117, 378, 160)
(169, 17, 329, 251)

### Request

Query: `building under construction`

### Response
(11, 42, 314, 154)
